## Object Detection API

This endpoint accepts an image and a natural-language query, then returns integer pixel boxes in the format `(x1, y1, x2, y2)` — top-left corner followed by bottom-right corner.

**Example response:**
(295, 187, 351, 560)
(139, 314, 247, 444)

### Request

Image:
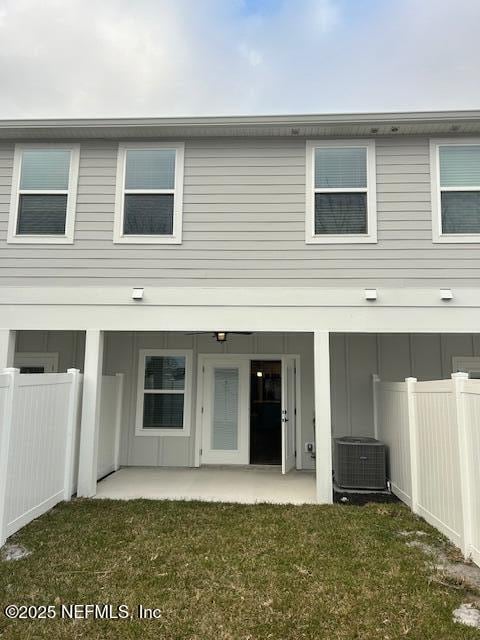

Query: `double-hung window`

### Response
(431, 139, 480, 242)
(136, 349, 192, 436)
(305, 140, 377, 243)
(8, 144, 80, 243)
(114, 142, 184, 243)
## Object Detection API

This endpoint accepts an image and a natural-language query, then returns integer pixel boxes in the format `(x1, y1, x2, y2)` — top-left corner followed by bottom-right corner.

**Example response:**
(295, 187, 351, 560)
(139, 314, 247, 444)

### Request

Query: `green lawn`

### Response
(0, 500, 478, 639)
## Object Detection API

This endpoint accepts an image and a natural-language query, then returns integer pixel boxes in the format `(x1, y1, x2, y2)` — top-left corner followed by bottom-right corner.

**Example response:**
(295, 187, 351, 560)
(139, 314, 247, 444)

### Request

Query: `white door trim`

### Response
(195, 353, 301, 468)
(281, 356, 297, 474)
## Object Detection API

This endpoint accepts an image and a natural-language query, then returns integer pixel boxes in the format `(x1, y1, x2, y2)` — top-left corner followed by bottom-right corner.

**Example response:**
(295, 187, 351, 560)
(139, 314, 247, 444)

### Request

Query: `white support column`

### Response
(452, 371, 473, 559)
(77, 330, 104, 497)
(314, 331, 333, 504)
(405, 377, 418, 514)
(0, 330, 16, 369)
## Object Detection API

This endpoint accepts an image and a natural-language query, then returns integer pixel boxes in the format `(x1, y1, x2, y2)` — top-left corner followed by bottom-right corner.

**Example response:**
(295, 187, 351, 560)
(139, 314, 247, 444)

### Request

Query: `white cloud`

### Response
(239, 43, 263, 67)
(310, 0, 340, 33)
(0, 0, 478, 117)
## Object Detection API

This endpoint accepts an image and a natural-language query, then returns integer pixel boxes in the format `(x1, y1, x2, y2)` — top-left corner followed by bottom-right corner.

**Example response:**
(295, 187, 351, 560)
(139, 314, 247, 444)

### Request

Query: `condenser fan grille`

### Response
(334, 437, 386, 490)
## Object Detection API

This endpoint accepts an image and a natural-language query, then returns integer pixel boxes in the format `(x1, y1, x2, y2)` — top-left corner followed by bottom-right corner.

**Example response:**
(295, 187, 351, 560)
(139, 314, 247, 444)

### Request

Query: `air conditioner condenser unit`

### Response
(334, 436, 387, 490)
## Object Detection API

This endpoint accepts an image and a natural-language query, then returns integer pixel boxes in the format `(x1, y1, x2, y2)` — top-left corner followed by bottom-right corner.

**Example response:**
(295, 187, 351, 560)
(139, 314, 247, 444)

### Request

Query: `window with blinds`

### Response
(305, 140, 377, 244)
(114, 143, 184, 244)
(136, 350, 192, 436)
(212, 368, 239, 450)
(8, 145, 80, 243)
(438, 145, 480, 235)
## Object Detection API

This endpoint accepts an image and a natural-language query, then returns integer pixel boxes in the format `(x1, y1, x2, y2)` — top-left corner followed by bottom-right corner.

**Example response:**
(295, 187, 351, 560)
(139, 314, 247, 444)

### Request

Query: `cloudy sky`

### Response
(0, 0, 479, 118)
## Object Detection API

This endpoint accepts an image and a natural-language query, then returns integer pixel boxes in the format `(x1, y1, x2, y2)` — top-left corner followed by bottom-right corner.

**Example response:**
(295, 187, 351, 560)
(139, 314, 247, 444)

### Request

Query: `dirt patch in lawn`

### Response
(1, 544, 31, 562)
(400, 529, 480, 629)
(0, 500, 479, 639)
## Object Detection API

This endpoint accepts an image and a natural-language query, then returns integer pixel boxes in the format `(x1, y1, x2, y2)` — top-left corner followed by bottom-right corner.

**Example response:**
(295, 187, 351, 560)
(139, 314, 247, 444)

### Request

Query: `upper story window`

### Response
(7, 144, 80, 244)
(431, 139, 480, 242)
(305, 140, 377, 244)
(114, 142, 185, 244)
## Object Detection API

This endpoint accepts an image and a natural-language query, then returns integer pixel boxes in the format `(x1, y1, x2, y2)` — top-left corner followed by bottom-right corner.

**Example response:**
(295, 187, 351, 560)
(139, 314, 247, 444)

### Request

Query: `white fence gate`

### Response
(374, 373, 480, 566)
(0, 368, 82, 546)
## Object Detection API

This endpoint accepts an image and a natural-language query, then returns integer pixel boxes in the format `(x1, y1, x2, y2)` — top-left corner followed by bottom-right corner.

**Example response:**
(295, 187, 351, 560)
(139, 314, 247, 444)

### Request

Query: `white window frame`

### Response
(430, 137, 480, 243)
(14, 352, 59, 373)
(305, 139, 377, 244)
(114, 141, 185, 244)
(135, 349, 192, 437)
(7, 143, 80, 244)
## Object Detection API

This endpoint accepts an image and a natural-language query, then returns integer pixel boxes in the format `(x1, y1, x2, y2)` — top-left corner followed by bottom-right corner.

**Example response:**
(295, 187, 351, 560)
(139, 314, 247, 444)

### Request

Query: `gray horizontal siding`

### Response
(0, 135, 478, 285)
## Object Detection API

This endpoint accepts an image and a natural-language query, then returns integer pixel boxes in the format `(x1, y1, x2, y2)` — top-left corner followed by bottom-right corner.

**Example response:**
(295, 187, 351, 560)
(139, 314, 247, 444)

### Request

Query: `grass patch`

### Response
(0, 499, 477, 639)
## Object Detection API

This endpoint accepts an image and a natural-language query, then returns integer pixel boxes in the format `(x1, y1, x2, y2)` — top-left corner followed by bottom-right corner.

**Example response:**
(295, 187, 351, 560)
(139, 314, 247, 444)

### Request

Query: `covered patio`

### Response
(95, 466, 317, 504)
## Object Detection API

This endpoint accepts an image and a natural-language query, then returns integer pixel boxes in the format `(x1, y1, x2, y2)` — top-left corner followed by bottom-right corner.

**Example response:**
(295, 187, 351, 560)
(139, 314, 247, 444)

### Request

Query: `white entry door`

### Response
(281, 357, 297, 474)
(201, 358, 250, 464)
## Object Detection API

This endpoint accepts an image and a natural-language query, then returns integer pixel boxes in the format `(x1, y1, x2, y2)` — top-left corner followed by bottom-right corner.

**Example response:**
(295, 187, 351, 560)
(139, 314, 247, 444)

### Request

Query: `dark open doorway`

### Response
(250, 360, 282, 465)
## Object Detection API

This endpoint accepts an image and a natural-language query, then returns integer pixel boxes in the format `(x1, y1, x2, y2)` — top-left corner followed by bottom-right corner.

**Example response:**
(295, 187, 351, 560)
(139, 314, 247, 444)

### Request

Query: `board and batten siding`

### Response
(102, 331, 316, 470)
(14, 329, 480, 469)
(1, 136, 479, 286)
(330, 332, 480, 438)
(15, 330, 85, 372)
(13, 330, 315, 469)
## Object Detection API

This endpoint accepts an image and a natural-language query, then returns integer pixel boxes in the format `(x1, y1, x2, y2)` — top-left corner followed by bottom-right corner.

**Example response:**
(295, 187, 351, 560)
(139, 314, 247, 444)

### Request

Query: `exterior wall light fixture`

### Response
(132, 287, 144, 301)
(440, 288, 453, 301)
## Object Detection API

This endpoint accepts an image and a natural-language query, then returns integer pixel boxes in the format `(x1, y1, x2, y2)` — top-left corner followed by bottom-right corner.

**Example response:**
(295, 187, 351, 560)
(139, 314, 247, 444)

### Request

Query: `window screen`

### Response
(143, 394, 184, 429)
(20, 150, 70, 190)
(314, 147, 367, 189)
(315, 193, 367, 235)
(124, 194, 174, 235)
(125, 149, 175, 190)
(439, 145, 480, 234)
(17, 149, 71, 235)
(313, 147, 368, 235)
(17, 194, 68, 234)
(123, 148, 176, 236)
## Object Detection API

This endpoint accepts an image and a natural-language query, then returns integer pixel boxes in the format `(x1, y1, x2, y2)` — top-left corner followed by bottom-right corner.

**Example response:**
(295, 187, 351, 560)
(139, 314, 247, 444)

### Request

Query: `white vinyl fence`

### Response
(0, 368, 125, 547)
(97, 374, 124, 480)
(0, 368, 82, 546)
(374, 373, 480, 566)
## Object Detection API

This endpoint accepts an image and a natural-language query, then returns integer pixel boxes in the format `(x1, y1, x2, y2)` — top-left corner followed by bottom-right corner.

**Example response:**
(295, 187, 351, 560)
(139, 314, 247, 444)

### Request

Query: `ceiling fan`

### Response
(185, 331, 253, 343)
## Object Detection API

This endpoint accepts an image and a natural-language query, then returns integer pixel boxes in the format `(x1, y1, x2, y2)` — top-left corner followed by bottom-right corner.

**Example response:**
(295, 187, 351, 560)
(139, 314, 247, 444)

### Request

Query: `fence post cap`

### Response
(67, 368, 80, 374)
(3, 367, 19, 374)
(405, 376, 417, 382)
(451, 371, 469, 379)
